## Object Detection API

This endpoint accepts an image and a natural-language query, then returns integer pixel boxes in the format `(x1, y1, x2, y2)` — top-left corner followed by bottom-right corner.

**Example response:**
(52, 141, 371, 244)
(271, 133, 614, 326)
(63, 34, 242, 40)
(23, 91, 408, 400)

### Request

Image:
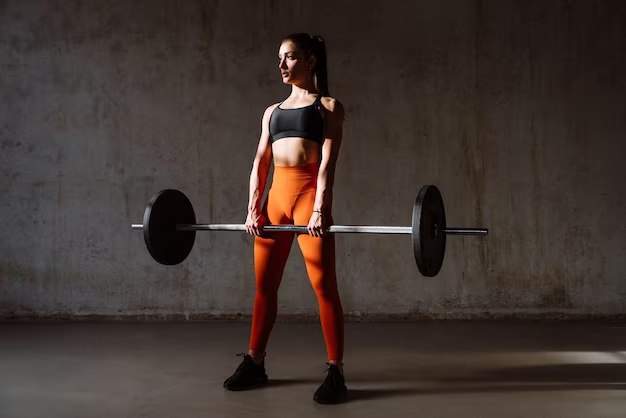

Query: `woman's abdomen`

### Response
(271, 138, 321, 167)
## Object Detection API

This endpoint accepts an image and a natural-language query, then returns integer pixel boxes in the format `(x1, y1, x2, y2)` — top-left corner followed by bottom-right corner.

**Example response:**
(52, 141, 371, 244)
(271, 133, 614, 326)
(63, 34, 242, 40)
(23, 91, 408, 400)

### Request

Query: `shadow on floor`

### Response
(351, 363, 626, 383)
(346, 382, 626, 402)
(344, 363, 626, 402)
(264, 378, 319, 388)
(457, 363, 626, 384)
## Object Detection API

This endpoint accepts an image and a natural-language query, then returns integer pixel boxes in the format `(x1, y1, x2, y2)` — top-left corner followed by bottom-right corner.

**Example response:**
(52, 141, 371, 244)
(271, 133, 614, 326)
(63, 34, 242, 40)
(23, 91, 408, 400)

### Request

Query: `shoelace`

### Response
(324, 362, 344, 371)
(235, 352, 265, 371)
(235, 353, 253, 371)
(322, 363, 344, 386)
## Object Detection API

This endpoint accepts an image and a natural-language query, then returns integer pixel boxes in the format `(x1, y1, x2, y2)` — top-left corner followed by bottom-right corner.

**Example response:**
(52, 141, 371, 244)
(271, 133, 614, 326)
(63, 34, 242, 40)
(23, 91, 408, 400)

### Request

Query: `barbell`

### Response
(131, 185, 488, 277)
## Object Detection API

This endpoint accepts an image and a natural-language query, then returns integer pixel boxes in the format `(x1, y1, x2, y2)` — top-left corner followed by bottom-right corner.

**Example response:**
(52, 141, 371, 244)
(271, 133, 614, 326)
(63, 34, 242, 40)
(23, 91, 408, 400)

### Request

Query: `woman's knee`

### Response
(255, 279, 281, 296)
(310, 276, 340, 300)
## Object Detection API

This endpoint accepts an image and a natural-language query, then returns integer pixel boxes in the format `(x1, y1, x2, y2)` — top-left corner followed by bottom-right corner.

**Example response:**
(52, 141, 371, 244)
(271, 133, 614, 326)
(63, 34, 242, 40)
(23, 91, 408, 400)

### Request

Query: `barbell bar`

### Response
(131, 185, 489, 277)
(131, 224, 487, 235)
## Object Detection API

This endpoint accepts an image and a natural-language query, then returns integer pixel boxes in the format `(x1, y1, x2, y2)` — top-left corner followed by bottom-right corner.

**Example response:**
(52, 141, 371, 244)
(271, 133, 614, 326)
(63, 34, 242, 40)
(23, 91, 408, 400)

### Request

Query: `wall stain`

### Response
(539, 285, 574, 309)
(45, 107, 67, 130)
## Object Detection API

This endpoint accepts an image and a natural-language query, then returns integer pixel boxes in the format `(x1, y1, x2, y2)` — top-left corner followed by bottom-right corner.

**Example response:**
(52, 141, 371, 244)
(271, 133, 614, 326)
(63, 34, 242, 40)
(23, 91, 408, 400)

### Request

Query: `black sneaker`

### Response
(223, 353, 268, 391)
(313, 363, 347, 404)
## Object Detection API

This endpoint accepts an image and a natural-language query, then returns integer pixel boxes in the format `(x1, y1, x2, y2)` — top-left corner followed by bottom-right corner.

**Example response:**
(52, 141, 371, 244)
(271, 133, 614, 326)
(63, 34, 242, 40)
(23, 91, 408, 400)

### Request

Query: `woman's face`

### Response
(278, 41, 314, 85)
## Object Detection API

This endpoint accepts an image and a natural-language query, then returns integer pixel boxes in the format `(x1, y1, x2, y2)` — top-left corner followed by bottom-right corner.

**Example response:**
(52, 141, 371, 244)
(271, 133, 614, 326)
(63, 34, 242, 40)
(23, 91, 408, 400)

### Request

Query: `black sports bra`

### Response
(269, 96, 324, 144)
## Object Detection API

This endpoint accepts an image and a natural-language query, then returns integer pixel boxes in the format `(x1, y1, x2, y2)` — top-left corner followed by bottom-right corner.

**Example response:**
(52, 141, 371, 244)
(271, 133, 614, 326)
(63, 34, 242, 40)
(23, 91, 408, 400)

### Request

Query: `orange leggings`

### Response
(249, 163, 344, 363)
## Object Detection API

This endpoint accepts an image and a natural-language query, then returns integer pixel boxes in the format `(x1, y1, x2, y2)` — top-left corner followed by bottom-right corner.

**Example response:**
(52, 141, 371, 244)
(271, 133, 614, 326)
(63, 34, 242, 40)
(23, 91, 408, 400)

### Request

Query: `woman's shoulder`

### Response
(266, 102, 282, 112)
(320, 96, 344, 118)
(262, 102, 282, 119)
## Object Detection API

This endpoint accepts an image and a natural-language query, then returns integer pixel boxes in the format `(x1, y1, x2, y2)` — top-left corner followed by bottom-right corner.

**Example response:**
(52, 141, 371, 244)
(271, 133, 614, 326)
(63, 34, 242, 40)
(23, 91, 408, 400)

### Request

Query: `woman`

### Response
(223, 33, 347, 404)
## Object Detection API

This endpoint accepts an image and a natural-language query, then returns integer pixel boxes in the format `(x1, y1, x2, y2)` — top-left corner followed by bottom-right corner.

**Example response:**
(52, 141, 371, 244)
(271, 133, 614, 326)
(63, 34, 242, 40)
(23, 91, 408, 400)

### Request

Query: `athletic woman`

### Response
(223, 33, 347, 404)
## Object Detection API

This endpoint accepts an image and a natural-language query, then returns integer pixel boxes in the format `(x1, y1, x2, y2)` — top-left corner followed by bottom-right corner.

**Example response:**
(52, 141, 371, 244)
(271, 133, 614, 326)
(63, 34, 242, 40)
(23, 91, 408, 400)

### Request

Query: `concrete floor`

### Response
(0, 321, 625, 418)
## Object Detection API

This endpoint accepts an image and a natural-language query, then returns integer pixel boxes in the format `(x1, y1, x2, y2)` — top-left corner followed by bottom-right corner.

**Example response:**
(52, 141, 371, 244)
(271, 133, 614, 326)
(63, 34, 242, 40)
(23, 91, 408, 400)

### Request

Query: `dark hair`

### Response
(283, 33, 329, 96)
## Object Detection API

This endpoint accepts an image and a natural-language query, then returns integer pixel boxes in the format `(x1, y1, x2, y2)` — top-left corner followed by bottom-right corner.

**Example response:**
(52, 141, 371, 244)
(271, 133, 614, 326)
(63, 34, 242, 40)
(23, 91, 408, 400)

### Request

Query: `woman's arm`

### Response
(308, 98, 345, 236)
(246, 104, 276, 235)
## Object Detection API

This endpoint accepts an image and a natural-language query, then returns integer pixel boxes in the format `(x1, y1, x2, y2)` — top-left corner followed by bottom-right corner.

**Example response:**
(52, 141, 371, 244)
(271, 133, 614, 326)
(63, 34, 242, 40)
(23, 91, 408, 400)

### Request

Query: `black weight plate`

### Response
(412, 185, 446, 277)
(143, 189, 196, 265)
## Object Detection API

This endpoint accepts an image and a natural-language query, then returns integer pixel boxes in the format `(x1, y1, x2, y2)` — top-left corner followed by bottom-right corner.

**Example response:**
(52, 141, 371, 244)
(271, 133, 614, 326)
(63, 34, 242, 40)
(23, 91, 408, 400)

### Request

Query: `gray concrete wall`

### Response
(1, 0, 625, 320)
